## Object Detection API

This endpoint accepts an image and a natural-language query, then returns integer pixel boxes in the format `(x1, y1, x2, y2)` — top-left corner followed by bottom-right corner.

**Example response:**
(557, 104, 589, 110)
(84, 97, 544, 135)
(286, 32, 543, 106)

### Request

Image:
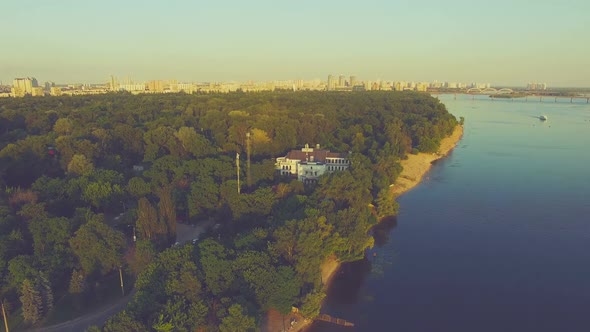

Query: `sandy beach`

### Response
(391, 125, 464, 197)
(265, 125, 464, 332)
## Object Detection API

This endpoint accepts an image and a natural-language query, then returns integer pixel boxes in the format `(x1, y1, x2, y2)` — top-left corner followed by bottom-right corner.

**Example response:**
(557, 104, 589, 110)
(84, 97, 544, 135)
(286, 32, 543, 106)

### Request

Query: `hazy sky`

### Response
(1, 0, 589, 86)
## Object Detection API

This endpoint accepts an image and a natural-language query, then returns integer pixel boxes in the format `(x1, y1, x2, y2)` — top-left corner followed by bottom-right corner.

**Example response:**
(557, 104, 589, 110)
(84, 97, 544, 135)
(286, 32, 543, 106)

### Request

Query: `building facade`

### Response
(276, 144, 350, 183)
(12, 77, 38, 96)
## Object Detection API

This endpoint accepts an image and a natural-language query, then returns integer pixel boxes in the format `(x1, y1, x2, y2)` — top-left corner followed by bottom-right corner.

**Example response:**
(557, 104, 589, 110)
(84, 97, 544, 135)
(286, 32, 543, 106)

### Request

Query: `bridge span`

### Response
(432, 93, 589, 103)
(466, 87, 514, 94)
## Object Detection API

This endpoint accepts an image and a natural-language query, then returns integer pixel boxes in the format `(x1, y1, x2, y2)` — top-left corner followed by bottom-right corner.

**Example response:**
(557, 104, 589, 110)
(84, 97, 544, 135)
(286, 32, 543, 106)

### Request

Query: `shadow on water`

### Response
(307, 218, 399, 332)
(324, 257, 372, 305)
(371, 216, 397, 248)
(308, 257, 372, 332)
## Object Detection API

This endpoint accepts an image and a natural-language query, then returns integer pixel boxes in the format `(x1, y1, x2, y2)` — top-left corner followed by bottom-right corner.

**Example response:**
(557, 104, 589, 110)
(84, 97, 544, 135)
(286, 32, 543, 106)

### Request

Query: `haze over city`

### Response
(1, 0, 590, 86)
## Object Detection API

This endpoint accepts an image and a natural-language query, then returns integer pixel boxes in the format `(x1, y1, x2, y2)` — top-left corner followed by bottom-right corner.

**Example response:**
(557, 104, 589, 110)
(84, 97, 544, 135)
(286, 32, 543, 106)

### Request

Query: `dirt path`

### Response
(25, 220, 213, 332)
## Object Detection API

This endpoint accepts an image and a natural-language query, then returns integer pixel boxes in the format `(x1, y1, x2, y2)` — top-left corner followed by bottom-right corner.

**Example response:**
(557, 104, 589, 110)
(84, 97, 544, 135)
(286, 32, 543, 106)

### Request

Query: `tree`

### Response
(249, 128, 272, 156)
(188, 177, 219, 218)
(53, 118, 74, 136)
(17, 202, 48, 221)
(112, 123, 144, 162)
(7, 255, 37, 290)
(28, 217, 72, 257)
(235, 251, 298, 312)
(69, 269, 86, 294)
(300, 291, 326, 319)
(219, 304, 256, 332)
(317, 170, 370, 210)
(136, 198, 166, 241)
(67, 154, 94, 176)
(152, 314, 174, 332)
(160, 297, 208, 332)
(330, 208, 374, 262)
(37, 273, 54, 315)
(128, 239, 157, 275)
(143, 126, 180, 161)
(82, 181, 124, 210)
(69, 218, 126, 277)
(127, 177, 151, 198)
(20, 279, 43, 324)
(174, 126, 215, 158)
(385, 119, 412, 157)
(273, 216, 339, 285)
(156, 185, 176, 240)
(198, 239, 234, 296)
(103, 310, 147, 332)
(375, 188, 399, 219)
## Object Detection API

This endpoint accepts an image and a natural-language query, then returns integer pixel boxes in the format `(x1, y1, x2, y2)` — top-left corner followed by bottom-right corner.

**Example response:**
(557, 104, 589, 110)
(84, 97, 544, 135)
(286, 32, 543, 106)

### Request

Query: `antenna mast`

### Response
(246, 132, 252, 190)
(236, 152, 240, 194)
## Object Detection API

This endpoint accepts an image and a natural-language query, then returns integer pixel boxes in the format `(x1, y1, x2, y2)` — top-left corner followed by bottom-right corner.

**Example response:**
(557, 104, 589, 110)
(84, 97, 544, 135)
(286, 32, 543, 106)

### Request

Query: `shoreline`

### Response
(272, 124, 464, 332)
(390, 124, 464, 198)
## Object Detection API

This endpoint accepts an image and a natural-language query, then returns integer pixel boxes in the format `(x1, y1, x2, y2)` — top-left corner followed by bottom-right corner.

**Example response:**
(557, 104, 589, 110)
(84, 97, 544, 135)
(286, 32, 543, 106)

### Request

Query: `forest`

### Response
(0, 91, 457, 331)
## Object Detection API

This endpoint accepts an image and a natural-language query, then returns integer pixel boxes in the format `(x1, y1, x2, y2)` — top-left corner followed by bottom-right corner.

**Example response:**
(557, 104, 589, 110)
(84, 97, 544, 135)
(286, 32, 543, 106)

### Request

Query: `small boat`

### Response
(539, 115, 548, 121)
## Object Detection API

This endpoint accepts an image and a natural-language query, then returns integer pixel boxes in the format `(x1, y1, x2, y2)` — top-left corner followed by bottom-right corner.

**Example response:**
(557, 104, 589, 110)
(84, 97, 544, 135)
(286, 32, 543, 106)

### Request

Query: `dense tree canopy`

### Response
(0, 91, 457, 330)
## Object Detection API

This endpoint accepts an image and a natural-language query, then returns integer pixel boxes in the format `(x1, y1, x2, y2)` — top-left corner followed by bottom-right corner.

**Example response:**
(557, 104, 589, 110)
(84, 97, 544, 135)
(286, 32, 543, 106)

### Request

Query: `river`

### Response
(309, 94, 590, 332)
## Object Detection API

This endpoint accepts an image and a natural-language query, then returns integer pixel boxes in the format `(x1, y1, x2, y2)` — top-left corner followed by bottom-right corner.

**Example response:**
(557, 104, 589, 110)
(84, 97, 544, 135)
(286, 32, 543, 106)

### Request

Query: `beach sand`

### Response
(264, 125, 464, 332)
(391, 125, 464, 197)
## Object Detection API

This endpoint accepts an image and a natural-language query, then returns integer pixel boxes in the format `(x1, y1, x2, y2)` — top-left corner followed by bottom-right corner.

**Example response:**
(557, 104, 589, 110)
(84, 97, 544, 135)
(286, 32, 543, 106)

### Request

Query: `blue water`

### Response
(310, 95, 590, 332)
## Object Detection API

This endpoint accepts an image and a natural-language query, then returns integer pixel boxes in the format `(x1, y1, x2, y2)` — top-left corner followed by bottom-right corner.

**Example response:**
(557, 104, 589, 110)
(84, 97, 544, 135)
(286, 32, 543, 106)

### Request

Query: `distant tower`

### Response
(327, 75, 333, 91)
(110, 75, 118, 91)
(338, 75, 345, 87)
(350, 75, 357, 87)
(236, 153, 241, 194)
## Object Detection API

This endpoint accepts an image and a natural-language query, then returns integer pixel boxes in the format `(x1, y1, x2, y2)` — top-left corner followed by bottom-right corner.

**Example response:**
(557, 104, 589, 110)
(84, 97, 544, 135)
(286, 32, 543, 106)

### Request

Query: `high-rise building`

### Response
(44, 81, 55, 91)
(338, 75, 345, 87)
(327, 75, 333, 91)
(147, 80, 164, 92)
(12, 77, 38, 96)
(31, 87, 45, 96)
(349, 75, 357, 87)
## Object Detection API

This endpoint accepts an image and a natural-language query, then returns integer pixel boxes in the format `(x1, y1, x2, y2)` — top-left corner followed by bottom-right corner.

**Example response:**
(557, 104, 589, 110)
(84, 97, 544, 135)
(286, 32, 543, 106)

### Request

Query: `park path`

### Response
(25, 220, 212, 332)
(25, 290, 135, 332)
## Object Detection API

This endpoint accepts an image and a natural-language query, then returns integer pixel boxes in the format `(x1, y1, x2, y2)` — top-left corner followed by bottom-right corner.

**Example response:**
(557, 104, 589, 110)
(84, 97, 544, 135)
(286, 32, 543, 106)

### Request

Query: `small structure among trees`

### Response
(275, 144, 350, 183)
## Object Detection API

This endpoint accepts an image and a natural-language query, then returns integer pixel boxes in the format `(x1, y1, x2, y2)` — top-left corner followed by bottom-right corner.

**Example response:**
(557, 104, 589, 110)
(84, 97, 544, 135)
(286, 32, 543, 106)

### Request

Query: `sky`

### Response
(1, 0, 589, 87)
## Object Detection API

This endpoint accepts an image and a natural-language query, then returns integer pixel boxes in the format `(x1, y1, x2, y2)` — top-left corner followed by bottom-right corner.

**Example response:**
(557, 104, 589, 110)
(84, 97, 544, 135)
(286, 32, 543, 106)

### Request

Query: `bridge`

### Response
(444, 93, 589, 103)
(466, 87, 514, 95)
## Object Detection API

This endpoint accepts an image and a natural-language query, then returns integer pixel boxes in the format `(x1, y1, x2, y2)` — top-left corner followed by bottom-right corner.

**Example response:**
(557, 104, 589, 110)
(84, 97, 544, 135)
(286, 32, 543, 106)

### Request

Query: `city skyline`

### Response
(1, 0, 590, 87)
(5, 74, 564, 99)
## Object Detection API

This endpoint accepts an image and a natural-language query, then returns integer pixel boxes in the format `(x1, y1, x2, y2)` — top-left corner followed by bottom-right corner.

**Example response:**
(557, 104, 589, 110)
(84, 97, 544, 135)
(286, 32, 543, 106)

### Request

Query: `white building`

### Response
(119, 83, 146, 92)
(276, 144, 350, 183)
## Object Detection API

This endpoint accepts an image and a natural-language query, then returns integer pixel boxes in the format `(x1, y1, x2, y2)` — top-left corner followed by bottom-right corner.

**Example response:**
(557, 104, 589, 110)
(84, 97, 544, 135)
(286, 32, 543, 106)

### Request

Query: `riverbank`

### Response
(261, 256, 340, 332)
(267, 125, 464, 332)
(391, 124, 463, 197)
